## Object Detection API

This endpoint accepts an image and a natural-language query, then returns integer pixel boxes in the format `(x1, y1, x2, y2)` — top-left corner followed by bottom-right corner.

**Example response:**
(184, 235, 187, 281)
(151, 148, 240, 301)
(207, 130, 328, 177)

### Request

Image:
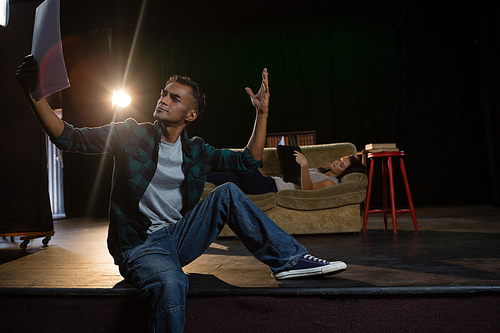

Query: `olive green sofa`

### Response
(202, 143, 368, 237)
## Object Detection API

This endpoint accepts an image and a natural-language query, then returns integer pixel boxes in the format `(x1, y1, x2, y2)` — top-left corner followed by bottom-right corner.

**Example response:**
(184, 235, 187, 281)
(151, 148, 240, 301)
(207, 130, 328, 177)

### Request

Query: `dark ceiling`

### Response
(11, 0, 394, 35)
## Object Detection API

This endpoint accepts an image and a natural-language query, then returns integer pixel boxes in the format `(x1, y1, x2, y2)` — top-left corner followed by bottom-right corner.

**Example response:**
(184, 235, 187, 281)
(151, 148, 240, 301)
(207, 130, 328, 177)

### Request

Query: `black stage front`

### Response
(1, 205, 499, 332)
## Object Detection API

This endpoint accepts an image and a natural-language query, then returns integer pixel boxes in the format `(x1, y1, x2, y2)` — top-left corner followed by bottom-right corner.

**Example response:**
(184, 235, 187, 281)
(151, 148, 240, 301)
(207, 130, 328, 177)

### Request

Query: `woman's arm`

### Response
(295, 151, 336, 190)
(309, 179, 336, 190)
(295, 151, 314, 190)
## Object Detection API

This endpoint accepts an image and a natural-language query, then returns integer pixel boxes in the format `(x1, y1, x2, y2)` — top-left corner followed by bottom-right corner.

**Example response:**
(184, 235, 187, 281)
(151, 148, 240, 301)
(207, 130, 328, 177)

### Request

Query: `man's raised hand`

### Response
(16, 54, 39, 97)
(245, 68, 269, 115)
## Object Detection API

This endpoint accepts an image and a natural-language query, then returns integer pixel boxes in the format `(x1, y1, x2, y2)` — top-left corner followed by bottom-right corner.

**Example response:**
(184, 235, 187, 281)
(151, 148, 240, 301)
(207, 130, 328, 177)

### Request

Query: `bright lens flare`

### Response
(1, 0, 8, 27)
(112, 90, 131, 108)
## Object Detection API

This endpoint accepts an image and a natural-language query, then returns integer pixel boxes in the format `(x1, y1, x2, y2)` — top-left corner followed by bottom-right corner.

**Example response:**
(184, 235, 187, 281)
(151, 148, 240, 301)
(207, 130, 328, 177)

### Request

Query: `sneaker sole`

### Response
(274, 261, 347, 280)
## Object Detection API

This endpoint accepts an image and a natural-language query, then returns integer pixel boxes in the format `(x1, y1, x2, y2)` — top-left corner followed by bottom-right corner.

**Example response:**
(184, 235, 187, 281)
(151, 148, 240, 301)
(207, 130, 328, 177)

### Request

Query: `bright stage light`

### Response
(112, 90, 131, 108)
(1, 0, 9, 28)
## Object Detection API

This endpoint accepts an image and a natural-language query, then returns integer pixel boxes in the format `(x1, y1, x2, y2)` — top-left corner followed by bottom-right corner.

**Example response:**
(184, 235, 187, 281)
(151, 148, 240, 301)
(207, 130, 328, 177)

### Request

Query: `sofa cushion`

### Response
(202, 182, 276, 212)
(276, 181, 366, 211)
(246, 193, 276, 212)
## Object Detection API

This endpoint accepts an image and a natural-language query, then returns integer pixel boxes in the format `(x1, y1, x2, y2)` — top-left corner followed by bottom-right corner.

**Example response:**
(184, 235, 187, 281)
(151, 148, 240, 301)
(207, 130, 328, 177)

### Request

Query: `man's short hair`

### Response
(166, 75, 206, 114)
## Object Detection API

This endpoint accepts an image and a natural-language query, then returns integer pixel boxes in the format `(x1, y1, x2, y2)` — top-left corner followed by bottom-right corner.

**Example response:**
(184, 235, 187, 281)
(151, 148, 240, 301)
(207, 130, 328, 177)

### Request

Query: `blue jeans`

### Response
(118, 183, 307, 333)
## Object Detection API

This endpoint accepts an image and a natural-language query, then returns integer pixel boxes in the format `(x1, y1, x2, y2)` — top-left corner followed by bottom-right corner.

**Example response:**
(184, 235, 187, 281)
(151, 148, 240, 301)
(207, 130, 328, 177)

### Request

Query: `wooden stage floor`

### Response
(1, 205, 499, 297)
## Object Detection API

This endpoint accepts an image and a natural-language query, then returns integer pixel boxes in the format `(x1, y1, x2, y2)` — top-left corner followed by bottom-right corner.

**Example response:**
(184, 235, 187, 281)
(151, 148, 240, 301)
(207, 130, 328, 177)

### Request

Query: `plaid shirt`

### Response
(52, 118, 262, 263)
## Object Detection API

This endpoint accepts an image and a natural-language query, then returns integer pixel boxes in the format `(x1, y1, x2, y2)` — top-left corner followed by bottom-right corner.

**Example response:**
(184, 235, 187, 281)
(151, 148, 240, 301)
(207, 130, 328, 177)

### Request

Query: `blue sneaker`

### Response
(273, 254, 347, 280)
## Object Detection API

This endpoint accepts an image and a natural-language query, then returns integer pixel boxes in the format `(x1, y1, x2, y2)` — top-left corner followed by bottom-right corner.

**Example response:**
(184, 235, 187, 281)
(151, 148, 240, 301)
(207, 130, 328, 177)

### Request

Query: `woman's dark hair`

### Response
(319, 155, 366, 180)
(166, 75, 206, 114)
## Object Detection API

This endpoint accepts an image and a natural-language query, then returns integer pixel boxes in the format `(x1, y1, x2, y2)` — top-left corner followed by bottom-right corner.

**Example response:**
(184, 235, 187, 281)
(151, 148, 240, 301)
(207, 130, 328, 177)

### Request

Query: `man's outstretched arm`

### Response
(16, 55, 64, 139)
(245, 68, 269, 162)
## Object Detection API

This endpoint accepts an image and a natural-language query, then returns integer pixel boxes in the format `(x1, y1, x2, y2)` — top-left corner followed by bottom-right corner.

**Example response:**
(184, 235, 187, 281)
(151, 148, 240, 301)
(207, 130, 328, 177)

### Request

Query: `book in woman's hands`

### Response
(277, 145, 301, 185)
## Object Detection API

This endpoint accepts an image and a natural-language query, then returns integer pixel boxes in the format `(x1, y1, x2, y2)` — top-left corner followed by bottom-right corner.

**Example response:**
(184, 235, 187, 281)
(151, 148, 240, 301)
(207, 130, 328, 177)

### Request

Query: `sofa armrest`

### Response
(276, 181, 366, 211)
(340, 172, 368, 186)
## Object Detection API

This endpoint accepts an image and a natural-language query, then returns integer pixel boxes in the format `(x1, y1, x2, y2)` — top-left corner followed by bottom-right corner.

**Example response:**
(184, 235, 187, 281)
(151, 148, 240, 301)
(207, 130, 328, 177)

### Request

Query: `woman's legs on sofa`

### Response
(206, 170, 278, 194)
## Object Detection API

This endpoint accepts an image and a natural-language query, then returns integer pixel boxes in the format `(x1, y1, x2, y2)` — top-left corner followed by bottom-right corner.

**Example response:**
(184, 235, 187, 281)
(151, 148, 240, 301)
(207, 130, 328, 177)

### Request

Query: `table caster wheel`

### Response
(20, 239, 29, 250)
(42, 237, 51, 246)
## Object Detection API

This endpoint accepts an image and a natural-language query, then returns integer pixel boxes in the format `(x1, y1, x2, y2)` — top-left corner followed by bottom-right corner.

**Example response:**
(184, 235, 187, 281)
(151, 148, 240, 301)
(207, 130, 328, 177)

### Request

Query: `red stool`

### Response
(362, 151, 418, 233)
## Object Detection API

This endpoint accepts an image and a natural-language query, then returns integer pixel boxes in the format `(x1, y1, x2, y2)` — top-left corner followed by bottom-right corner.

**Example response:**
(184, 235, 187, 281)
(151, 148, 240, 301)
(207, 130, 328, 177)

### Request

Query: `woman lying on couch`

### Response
(206, 152, 365, 195)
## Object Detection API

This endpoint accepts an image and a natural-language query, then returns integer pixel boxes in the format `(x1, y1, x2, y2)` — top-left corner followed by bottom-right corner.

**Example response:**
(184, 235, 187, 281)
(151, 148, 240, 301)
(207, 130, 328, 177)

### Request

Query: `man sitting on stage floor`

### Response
(16, 55, 347, 333)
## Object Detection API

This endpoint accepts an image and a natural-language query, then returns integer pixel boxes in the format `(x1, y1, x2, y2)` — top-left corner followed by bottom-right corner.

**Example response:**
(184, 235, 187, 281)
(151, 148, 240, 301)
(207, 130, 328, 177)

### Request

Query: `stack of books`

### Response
(365, 143, 399, 153)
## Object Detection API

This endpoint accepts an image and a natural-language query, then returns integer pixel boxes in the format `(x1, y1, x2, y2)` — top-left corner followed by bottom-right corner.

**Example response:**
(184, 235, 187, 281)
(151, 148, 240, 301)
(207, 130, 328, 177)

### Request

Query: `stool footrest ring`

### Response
(368, 209, 412, 214)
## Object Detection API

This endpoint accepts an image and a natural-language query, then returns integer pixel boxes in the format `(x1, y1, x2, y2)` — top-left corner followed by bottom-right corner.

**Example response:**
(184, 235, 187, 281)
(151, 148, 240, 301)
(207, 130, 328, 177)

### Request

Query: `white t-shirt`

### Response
(139, 137, 185, 234)
(272, 168, 338, 191)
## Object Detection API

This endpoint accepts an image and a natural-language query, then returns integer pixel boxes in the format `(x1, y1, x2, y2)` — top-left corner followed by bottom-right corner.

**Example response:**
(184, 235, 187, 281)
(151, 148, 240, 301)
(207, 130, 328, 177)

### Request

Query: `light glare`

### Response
(1, 0, 8, 27)
(113, 90, 131, 108)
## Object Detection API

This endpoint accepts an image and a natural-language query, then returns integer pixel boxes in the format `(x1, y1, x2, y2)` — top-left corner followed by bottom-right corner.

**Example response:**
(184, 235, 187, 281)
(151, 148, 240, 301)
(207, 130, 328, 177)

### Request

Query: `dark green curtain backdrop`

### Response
(123, 2, 486, 204)
(133, 5, 402, 148)
(55, 0, 493, 217)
